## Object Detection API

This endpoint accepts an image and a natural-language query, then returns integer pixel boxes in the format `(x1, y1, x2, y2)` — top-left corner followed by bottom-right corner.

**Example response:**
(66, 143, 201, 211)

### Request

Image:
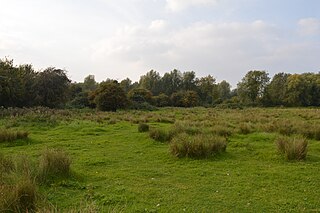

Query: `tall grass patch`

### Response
(170, 133, 227, 158)
(39, 148, 72, 181)
(149, 128, 173, 142)
(0, 129, 28, 142)
(275, 136, 308, 161)
(138, 123, 149, 132)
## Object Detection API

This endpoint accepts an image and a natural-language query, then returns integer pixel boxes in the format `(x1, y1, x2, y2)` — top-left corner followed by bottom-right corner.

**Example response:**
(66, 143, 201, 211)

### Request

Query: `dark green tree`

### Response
(237, 70, 270, 105)
(34, 67, 71, 108)
(93, 81, 127, 111)
(139, 70, 162, 95)
(128, 88, 153, 104)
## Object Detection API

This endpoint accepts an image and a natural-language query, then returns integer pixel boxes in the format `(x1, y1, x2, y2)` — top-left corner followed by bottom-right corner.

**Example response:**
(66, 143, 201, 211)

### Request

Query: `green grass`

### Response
(1, 108, 320, 211)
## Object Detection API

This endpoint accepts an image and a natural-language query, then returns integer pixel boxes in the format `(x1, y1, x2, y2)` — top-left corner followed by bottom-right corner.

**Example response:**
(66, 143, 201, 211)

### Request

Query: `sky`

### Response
(0, 0, 320, 86)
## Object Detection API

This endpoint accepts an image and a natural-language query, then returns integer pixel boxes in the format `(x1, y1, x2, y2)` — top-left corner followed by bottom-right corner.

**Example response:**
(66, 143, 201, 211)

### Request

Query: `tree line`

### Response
(0, 58, 319, 111)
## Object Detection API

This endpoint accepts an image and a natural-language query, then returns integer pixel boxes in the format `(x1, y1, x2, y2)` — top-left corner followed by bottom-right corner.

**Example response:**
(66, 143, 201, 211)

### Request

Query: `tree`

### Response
(237, 70, 270, 105)
(182, 71, 197, 91)
(0, 58, 37, 107)
(34, 67, 71, 108)
(93, 81, 127, 111)
(128, 88, 153, 104)
(152, 93, 170, 107)
(264, 73, 290, 106)
(161, 69, 183, 95)
(139, 70, 161, 95)
(196, 75, 216, 105)
(83, 75, 97, 91)
(120, 78, 133, 93)
(213, 80, 231, 104)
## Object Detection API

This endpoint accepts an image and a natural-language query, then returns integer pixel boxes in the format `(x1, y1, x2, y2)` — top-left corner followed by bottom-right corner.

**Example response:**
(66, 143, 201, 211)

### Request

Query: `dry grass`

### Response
(276, 136, 308, 161)
(170, 133, 227, 158)
(39, 148, 71, 181)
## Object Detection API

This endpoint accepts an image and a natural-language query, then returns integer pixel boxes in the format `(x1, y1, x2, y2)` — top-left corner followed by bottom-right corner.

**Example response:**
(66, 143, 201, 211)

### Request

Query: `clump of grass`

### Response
(138, 123, 149, 132)
(211, 125, 233, 137)
(39, 148, 72, 180)
(170, 133, 227, 158)
(277, 121, 296, 136)
(0, 178, 37, 212)
(0, 153, 15, 174)
(173, 121, 202, 135)
(0, 129, 29, 142)
(149, 128, 173, 142)
(238, 123, 253, 135)
(0, 155, 38, 212)
(275, 136, 308, 161)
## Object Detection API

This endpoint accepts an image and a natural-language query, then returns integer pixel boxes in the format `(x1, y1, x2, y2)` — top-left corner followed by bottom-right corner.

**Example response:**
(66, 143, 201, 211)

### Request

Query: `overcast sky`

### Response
(0, 0, 319, 86)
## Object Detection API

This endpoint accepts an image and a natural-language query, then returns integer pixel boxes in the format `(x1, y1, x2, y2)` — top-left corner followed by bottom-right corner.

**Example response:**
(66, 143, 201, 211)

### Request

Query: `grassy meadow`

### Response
(1, 107, 320, 212)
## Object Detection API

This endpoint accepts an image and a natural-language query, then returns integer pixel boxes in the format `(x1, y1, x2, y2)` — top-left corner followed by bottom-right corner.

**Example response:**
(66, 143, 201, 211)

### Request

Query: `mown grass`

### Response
(1, 107, 320, 211)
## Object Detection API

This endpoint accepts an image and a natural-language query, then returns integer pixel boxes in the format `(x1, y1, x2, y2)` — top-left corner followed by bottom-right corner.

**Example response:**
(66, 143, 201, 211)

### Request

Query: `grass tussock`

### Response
(149, 129, 173, 142)
(0, 153, 15, 174)
(39, 148, 72, 180)
(0, 129, 29, 142)
(138, 123, 149, 132)
(238, 123, 253, 135)
(276, 136, 308, 161)
(0, 154, 38, 213)
(170, 133, 227, 158)
(0, 178, 37, 212)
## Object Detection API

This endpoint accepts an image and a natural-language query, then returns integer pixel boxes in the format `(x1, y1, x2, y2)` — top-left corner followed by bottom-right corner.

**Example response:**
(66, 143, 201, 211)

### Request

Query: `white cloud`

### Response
(166, 0, 217, 12)
(149, 20, 167, 31)
(298, 18, 320, 36)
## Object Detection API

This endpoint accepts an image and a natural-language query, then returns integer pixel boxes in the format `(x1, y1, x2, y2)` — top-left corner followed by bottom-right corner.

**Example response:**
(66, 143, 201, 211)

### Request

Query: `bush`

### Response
(138, 123, 149, 132)
(39, 148, 71, 180)
(170, 133, 227, 158)
(149, 128, 172, 142)
(0, 129, 29, 142)
(275, 136, 308, 161)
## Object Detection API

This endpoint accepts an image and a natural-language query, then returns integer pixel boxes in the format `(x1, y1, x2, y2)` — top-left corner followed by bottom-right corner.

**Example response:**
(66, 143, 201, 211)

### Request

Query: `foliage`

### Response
(34, 67, 71, 108)
(128, 88, 153, 104)
(237, 70, 270, 105)
(93, 81, 127, 111)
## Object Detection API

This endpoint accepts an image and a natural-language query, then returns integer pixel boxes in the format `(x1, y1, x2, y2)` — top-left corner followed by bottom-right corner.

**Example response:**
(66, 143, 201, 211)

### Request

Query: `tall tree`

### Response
(196, 75, 216, 105)
(237, 70, 270, 105)
(182, 71, 197, 91)
(83, 75, 97, 91)
(264, 72, 290, 106)
(161, 69, 183, 95)
(34, 67, 71, 108)
(139, 70, 161, 95)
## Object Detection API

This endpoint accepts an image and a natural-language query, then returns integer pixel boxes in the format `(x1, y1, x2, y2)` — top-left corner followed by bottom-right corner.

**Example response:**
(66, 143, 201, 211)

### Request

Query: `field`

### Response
(1, 107, 320, 212)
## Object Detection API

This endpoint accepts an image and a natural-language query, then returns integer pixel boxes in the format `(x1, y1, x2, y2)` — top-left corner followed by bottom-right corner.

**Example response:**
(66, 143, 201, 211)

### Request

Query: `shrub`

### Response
(39, 148, 71, 180)
(275, 136, 308, 161)
(149, 129, 172, 142)
(170, 133, 227, 158)
(138, 123, 149, 132)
